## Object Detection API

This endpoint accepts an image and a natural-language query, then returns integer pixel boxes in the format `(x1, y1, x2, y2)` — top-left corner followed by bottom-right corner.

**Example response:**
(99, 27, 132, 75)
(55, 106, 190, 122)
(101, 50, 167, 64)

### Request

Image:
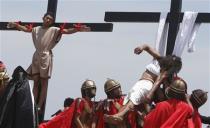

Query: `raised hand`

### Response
(134, 46, 144, 55)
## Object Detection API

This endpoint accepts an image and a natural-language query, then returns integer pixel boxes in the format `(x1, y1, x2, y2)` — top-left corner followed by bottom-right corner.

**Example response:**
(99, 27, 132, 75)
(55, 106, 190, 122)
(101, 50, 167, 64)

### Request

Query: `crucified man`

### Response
(7, 12, 91, 111)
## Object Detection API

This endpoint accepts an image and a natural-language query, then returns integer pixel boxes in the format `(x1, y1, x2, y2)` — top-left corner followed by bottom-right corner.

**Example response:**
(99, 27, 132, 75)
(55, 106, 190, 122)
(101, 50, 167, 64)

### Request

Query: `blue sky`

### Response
(0, 0, 210, 125)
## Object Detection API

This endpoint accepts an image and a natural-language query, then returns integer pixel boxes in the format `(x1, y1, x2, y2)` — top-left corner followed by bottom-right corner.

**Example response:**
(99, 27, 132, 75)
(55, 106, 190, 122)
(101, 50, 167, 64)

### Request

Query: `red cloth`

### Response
(39, 98, 92, 128)
(127, 111, 139, 128)
(39, 100, 77, 128)
(187, 109, 202, 128)
(109, 97, 124, 115)
(127, 103, 147, 128)
(144, 99, 193, 128)
(96, 110, 105, 128)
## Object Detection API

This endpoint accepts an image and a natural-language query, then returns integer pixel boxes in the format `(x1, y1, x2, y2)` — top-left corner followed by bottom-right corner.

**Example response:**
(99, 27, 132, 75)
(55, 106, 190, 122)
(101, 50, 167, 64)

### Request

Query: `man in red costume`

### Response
(96, 78, 142, 128)
(39, 79, 97, 128)
(96, 78, 126, 128)
(187, 89, 208, 128)
(143, 79, 193, 128)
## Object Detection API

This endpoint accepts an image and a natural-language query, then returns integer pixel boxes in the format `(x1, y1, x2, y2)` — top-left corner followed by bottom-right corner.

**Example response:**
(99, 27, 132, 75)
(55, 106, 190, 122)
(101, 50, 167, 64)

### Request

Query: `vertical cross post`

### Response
(38, 0, 59, 122)
(166, 0, 182, 55)
(47, 0, 58, 21)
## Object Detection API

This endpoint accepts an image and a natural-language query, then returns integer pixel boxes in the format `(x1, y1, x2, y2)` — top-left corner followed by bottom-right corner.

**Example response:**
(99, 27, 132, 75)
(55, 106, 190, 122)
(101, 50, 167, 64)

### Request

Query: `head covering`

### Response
(81, 79, 96, 98)
(104, 78, 121, 93)
(190, 89, 208, 108)
(166, 79, 187, 100)
(81, 79, 96, 90)
(173, 76, 187, 92)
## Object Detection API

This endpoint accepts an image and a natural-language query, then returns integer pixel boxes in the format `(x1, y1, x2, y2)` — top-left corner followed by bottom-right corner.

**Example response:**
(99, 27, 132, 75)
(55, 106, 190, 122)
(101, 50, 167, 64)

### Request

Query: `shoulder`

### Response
(34, 26, 41, 29)
(177, 100, 193, 113)
(155, 100, 171, 109)
(75, 98, 84, 104)
(32, 26, 40, 31)
(96, 100, 105, 109)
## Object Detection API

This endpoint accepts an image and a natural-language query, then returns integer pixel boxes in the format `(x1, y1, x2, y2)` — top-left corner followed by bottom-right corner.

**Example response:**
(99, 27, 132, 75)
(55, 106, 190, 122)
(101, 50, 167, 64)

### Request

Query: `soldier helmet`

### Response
(81, 79, 96, 90)
(190, 89, 208, 108)
(166, 79, 187, 100)
(104, 78, 121, 93)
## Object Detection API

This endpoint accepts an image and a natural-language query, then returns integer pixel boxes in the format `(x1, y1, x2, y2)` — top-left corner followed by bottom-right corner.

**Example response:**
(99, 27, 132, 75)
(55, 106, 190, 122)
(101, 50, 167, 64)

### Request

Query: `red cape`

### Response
(187, 109, 202, 128)
(96, 96, 139, 128)
(39, 98, 81, 128)
(96, 110, 105, 128)
(127, 111, 139, 128)
(144, 99, 193, 128)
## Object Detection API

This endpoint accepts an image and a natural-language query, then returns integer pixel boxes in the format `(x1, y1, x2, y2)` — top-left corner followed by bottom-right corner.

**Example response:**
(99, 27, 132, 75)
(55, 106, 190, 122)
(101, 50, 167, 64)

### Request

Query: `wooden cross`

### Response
(104, 0, 210, 55)
(0, 0, 113, 122)
(0, 0, 113, 32)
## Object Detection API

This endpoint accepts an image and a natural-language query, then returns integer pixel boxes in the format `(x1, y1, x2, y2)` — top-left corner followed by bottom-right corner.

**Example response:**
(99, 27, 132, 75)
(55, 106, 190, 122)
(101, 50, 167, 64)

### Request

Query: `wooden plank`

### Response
(166, 0, 182, 55)
(105, 12, 210, 23)
(0, 22, 113, 32)
(47, 0, 58, 20)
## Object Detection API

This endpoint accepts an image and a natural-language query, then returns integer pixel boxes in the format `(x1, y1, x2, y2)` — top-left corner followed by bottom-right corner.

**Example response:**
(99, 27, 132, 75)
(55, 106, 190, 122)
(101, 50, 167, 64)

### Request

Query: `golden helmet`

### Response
(104, 78, 121, 93)
(81, 79, 96, 90)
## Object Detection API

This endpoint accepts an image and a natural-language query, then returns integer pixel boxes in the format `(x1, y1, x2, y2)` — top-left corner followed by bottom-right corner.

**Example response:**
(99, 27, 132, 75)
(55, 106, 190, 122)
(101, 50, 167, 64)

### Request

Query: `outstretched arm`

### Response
(7, 22, 32, 33)
(134, 44, 161, 59)
(62, 24, 91, 34)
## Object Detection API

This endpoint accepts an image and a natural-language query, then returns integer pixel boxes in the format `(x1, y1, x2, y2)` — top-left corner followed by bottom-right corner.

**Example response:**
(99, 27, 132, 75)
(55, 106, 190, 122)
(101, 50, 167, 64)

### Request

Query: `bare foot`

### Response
(104, 114, 123, 125)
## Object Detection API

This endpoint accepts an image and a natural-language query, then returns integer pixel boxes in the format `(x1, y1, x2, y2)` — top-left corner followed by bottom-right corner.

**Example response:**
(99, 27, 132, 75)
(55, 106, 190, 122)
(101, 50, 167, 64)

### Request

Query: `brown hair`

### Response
(158, 55, 182, 74)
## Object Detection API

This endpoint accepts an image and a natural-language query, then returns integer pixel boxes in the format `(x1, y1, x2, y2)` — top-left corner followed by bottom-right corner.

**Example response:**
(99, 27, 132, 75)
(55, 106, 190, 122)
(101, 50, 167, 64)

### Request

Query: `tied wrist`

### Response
(75, 27, 81, 31)
(14, 21, 21, 30)
(15, 21, 21, 27)
(74, 23, 82, 31)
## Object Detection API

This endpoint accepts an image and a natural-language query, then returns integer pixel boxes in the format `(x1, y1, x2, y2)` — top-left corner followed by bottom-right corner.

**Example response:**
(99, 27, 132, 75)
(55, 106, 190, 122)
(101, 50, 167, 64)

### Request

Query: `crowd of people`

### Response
(0, 44, 209, 128)
(38, 45, 208, 128)
(0, 12, 209, 128)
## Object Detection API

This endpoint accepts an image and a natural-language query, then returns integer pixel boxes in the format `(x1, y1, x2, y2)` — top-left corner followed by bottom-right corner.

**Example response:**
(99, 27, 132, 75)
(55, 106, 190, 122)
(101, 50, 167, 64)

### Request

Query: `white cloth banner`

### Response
(155, 12, 169, 56)
(145, 13, 169, 75)
(146, 12, 200, 75)
(172, 11, 201, 57)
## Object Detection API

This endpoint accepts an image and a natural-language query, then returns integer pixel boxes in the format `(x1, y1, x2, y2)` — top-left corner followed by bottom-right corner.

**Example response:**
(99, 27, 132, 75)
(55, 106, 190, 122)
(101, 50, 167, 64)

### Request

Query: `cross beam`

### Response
(105, 12, 210, 23)
(0, 0, 113, 32)
(104, 0, 210, 55)
(0, 22, 113, 32)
